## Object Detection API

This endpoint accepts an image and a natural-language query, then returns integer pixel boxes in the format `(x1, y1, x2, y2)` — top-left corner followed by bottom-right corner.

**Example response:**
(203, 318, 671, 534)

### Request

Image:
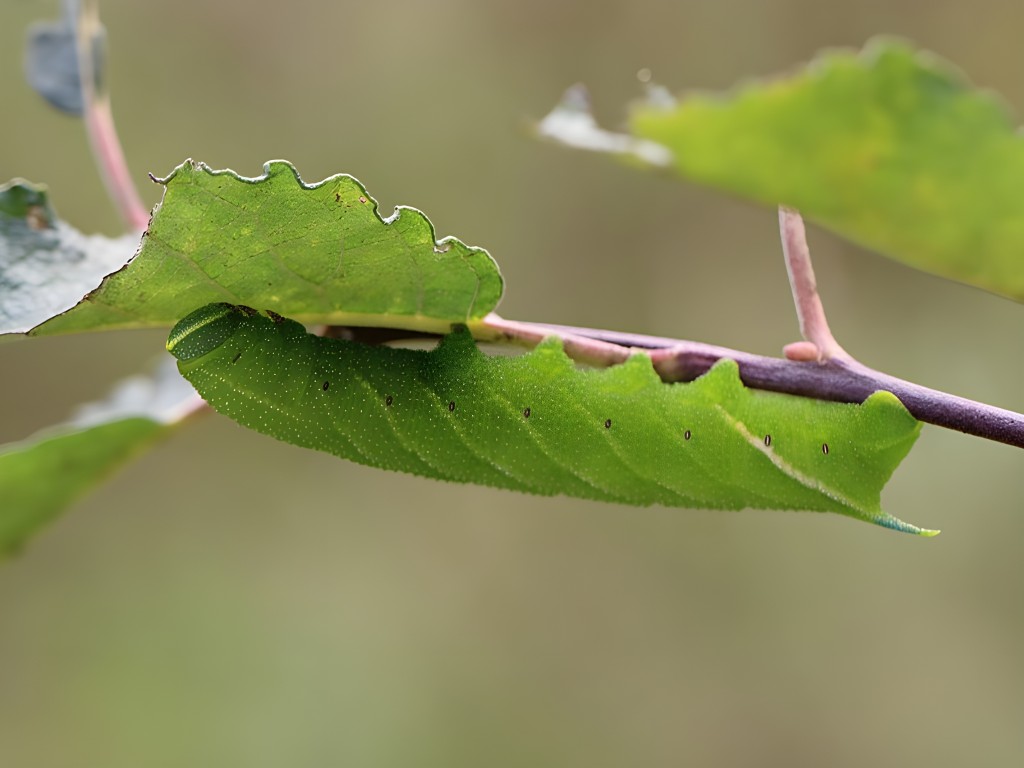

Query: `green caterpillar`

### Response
(167, 303, 929, 534)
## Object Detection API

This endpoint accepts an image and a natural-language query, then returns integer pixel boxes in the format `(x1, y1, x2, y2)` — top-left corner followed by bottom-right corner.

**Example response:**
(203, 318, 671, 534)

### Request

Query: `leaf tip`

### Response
(874, 513, 939, 537)
(536, 84, 673, 167)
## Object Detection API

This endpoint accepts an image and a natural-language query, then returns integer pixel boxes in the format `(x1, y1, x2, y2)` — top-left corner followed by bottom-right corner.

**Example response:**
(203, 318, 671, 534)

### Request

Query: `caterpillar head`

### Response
(167, 303, 252, 361)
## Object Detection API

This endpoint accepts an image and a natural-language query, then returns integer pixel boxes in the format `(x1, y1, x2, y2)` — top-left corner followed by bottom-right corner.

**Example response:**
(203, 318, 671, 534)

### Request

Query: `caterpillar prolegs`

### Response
(167, 303, 928, 534)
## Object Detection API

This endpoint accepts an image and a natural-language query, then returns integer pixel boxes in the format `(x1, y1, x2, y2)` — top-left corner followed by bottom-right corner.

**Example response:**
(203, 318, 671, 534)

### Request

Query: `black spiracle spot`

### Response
(523, 407, 531, 419)
(448, 401, 456, 412)
(684, 429, 691, 441)
(822, 442, 830, 456)
(231, 351, 242, 364)
(764, 434, 772, 447)
(604, 419, 612, 429)
(385, 395, 394, 407)
(322, 381, 330, 391)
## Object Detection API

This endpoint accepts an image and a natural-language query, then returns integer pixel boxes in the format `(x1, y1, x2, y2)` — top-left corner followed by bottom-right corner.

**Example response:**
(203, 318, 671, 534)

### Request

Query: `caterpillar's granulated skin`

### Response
(168, 303, 928, 534)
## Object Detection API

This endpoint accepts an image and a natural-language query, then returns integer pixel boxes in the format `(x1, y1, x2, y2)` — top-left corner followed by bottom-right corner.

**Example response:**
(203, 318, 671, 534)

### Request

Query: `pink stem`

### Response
(77, 0, 149, 231)
(779, 207, 849, 362)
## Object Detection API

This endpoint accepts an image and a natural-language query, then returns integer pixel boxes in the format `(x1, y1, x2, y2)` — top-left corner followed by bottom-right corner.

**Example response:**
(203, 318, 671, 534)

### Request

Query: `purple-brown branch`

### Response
(482, 318, 1024, 449)
(487, 208, 1024, 449)
(655, 344, 1024, 449)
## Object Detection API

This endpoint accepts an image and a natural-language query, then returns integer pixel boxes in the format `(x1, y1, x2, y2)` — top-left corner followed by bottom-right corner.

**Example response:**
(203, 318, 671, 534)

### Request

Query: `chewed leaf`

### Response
(544, 39, 1024, 302)
(168, 303, 931, 534)
(33, 160, 504, 336)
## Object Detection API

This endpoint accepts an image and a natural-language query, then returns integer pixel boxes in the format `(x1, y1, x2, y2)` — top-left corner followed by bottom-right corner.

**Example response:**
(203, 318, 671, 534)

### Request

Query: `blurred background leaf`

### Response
(0, 178, 136, 334)
(0, 357, 200, 555)
(23, 0, 102, 116)
(0, 418, 166, 554)
(628, 39, 1024, 301)
(2, 2, 1023, 767)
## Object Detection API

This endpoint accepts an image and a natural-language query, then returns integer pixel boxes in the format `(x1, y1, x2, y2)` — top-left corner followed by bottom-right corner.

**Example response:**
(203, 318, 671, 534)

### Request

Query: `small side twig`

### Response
(778, 207, 849, 363)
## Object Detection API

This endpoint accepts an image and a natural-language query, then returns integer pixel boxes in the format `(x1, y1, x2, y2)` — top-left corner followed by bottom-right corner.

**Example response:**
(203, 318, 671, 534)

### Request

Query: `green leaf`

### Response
(0, 360, 200, 556)
(168, 304, 931, 535)
(543, 39, 1024, 302)
(0, 419, 163, 556)
(0, 178, 137, 334)
(33, 160, 504, 336)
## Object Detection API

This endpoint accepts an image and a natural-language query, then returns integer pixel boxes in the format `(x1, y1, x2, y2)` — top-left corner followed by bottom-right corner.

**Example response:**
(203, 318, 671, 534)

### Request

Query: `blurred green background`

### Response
(3, 1, 1023, 766)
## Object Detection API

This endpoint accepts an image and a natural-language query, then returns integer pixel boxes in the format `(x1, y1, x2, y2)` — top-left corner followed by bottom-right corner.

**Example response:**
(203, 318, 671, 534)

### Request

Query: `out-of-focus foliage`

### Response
(0, 417, 165, 555)
(0, 179, 135, 334)
(0, 358, 199, 554)
(544, 40, 1024, 302)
